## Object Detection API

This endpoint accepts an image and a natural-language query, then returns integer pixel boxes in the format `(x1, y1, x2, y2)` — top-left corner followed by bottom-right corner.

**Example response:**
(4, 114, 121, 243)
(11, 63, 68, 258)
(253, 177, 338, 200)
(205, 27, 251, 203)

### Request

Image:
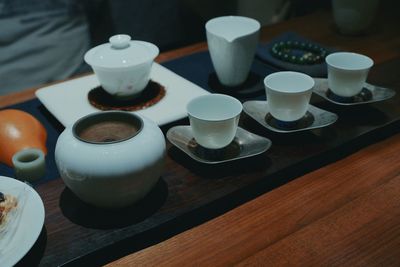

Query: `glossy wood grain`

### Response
(109, 132, 400, 266)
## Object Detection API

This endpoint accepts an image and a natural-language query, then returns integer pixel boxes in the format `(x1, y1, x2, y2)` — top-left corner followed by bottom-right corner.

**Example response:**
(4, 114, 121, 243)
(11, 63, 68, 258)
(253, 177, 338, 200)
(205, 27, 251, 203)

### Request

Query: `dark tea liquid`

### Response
(78, 120, 139, 143)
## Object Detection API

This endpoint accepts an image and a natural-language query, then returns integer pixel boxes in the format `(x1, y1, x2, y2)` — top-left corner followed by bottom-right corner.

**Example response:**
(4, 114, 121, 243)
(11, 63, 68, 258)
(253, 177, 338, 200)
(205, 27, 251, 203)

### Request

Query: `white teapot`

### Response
(55, 111, 165, 208)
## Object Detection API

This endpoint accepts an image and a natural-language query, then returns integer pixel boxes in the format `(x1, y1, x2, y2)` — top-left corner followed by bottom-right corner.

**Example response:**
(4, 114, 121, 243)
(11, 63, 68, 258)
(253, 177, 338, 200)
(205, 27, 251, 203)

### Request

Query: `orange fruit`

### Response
(0, 109, 47, 166)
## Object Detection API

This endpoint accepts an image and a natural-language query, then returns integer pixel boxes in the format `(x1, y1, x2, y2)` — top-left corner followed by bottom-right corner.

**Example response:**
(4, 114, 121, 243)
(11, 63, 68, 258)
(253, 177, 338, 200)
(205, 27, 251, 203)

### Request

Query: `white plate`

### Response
(36, 63, 210, 127)
(0, 176, 45, 267)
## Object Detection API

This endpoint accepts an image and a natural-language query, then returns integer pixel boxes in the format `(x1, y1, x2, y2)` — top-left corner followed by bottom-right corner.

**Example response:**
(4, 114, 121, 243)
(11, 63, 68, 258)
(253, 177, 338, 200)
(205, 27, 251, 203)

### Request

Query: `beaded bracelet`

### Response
(270, 41, 328, 65)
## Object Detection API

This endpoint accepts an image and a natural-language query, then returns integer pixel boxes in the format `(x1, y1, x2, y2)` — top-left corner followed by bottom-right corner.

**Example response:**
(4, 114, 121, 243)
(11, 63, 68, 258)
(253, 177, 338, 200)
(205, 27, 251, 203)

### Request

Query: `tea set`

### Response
(1, 16, 395, 209)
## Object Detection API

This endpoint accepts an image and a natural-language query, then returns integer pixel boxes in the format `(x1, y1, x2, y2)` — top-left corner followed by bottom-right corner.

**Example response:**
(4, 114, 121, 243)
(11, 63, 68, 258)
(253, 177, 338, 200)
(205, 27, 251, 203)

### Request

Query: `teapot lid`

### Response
(84, 34, 159, 68)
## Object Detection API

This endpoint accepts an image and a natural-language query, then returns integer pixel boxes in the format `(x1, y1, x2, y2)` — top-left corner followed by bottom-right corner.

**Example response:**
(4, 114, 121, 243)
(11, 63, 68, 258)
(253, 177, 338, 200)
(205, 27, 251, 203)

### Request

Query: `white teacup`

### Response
(326, 52, 374, 97)
(206, 16, 260, 87)
(264, 71, 314, 122)
(187, 94, 242, 149)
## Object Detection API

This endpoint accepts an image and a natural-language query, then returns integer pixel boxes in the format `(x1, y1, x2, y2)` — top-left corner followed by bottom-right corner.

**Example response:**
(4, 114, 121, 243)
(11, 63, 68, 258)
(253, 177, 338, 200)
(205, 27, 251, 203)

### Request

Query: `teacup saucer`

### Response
(243, 101, 338, 133)
(313, 78, 396, 106)
(166, 126, 271, 164)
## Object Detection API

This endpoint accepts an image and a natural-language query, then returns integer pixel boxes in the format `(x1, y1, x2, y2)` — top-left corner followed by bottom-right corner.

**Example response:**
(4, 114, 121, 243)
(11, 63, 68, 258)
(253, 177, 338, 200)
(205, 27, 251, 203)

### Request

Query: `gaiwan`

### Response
(55, 111, 165, 208)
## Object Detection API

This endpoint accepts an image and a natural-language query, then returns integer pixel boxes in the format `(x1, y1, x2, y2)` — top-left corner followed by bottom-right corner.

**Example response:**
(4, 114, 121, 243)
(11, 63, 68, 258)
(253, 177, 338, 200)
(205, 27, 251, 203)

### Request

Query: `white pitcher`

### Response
(206, 16, 260, 87)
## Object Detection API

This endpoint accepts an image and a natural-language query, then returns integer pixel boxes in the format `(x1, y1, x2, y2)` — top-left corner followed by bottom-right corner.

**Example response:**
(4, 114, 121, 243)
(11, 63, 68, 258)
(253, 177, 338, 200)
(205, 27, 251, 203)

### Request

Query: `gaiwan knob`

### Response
(109, 34, 131, 49)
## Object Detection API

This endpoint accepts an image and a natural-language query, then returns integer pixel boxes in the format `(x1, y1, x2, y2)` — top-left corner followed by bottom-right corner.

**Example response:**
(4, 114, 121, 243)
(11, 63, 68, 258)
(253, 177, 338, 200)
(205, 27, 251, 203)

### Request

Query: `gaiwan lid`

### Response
(84, 34, 159, 69)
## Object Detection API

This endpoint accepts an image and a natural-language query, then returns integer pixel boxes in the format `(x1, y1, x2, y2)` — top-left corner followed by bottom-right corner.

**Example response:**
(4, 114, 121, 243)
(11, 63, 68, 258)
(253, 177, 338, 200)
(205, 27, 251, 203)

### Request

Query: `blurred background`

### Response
(84, 0, 328, 50)
(1, 0, 397, 95)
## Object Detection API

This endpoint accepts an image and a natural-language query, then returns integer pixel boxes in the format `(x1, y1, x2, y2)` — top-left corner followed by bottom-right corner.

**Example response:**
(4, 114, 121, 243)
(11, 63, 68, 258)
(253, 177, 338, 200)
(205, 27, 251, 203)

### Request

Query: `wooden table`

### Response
(1, 6, 400, 267)
(106, 8, 400, 267)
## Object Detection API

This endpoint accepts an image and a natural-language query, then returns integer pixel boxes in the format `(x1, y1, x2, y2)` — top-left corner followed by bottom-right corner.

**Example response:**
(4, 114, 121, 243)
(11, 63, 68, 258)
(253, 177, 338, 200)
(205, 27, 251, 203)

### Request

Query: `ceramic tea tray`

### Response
(243, 100, 338, 133)
(313, 78, 396, 106)
(167, 126, 271, 164)
(36, 63, 210, 127)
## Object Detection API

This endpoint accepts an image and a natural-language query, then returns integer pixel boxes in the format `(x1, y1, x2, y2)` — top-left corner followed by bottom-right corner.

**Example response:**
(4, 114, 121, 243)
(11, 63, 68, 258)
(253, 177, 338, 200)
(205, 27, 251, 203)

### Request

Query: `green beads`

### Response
(270, 41, 328, 65)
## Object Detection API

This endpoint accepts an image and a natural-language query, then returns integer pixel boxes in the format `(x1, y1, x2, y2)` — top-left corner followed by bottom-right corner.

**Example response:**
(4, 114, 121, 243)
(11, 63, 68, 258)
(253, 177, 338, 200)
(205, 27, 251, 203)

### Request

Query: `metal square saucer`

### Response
(166, 126, 271, 164)
(313, 78, 396, 106)
(243, 101, 338, 133)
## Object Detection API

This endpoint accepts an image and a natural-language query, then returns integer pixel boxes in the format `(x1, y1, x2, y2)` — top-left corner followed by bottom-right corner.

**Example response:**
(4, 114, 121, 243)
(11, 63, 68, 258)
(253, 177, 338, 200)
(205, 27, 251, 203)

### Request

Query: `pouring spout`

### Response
(225, 36, 238, 43)
(224, 34, 248, 43)
(206, 16, 261, 44)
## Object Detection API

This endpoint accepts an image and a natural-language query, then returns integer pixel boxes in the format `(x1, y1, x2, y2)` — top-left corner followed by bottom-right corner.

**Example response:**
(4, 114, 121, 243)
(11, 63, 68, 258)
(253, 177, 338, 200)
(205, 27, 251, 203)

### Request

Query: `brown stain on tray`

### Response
(88, 80, 166, 111)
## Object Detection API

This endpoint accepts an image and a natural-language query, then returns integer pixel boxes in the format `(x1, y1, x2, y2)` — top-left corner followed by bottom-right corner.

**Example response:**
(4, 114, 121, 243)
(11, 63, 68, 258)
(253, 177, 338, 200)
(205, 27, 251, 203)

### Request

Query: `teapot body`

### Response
(55, 112, 165, 208)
